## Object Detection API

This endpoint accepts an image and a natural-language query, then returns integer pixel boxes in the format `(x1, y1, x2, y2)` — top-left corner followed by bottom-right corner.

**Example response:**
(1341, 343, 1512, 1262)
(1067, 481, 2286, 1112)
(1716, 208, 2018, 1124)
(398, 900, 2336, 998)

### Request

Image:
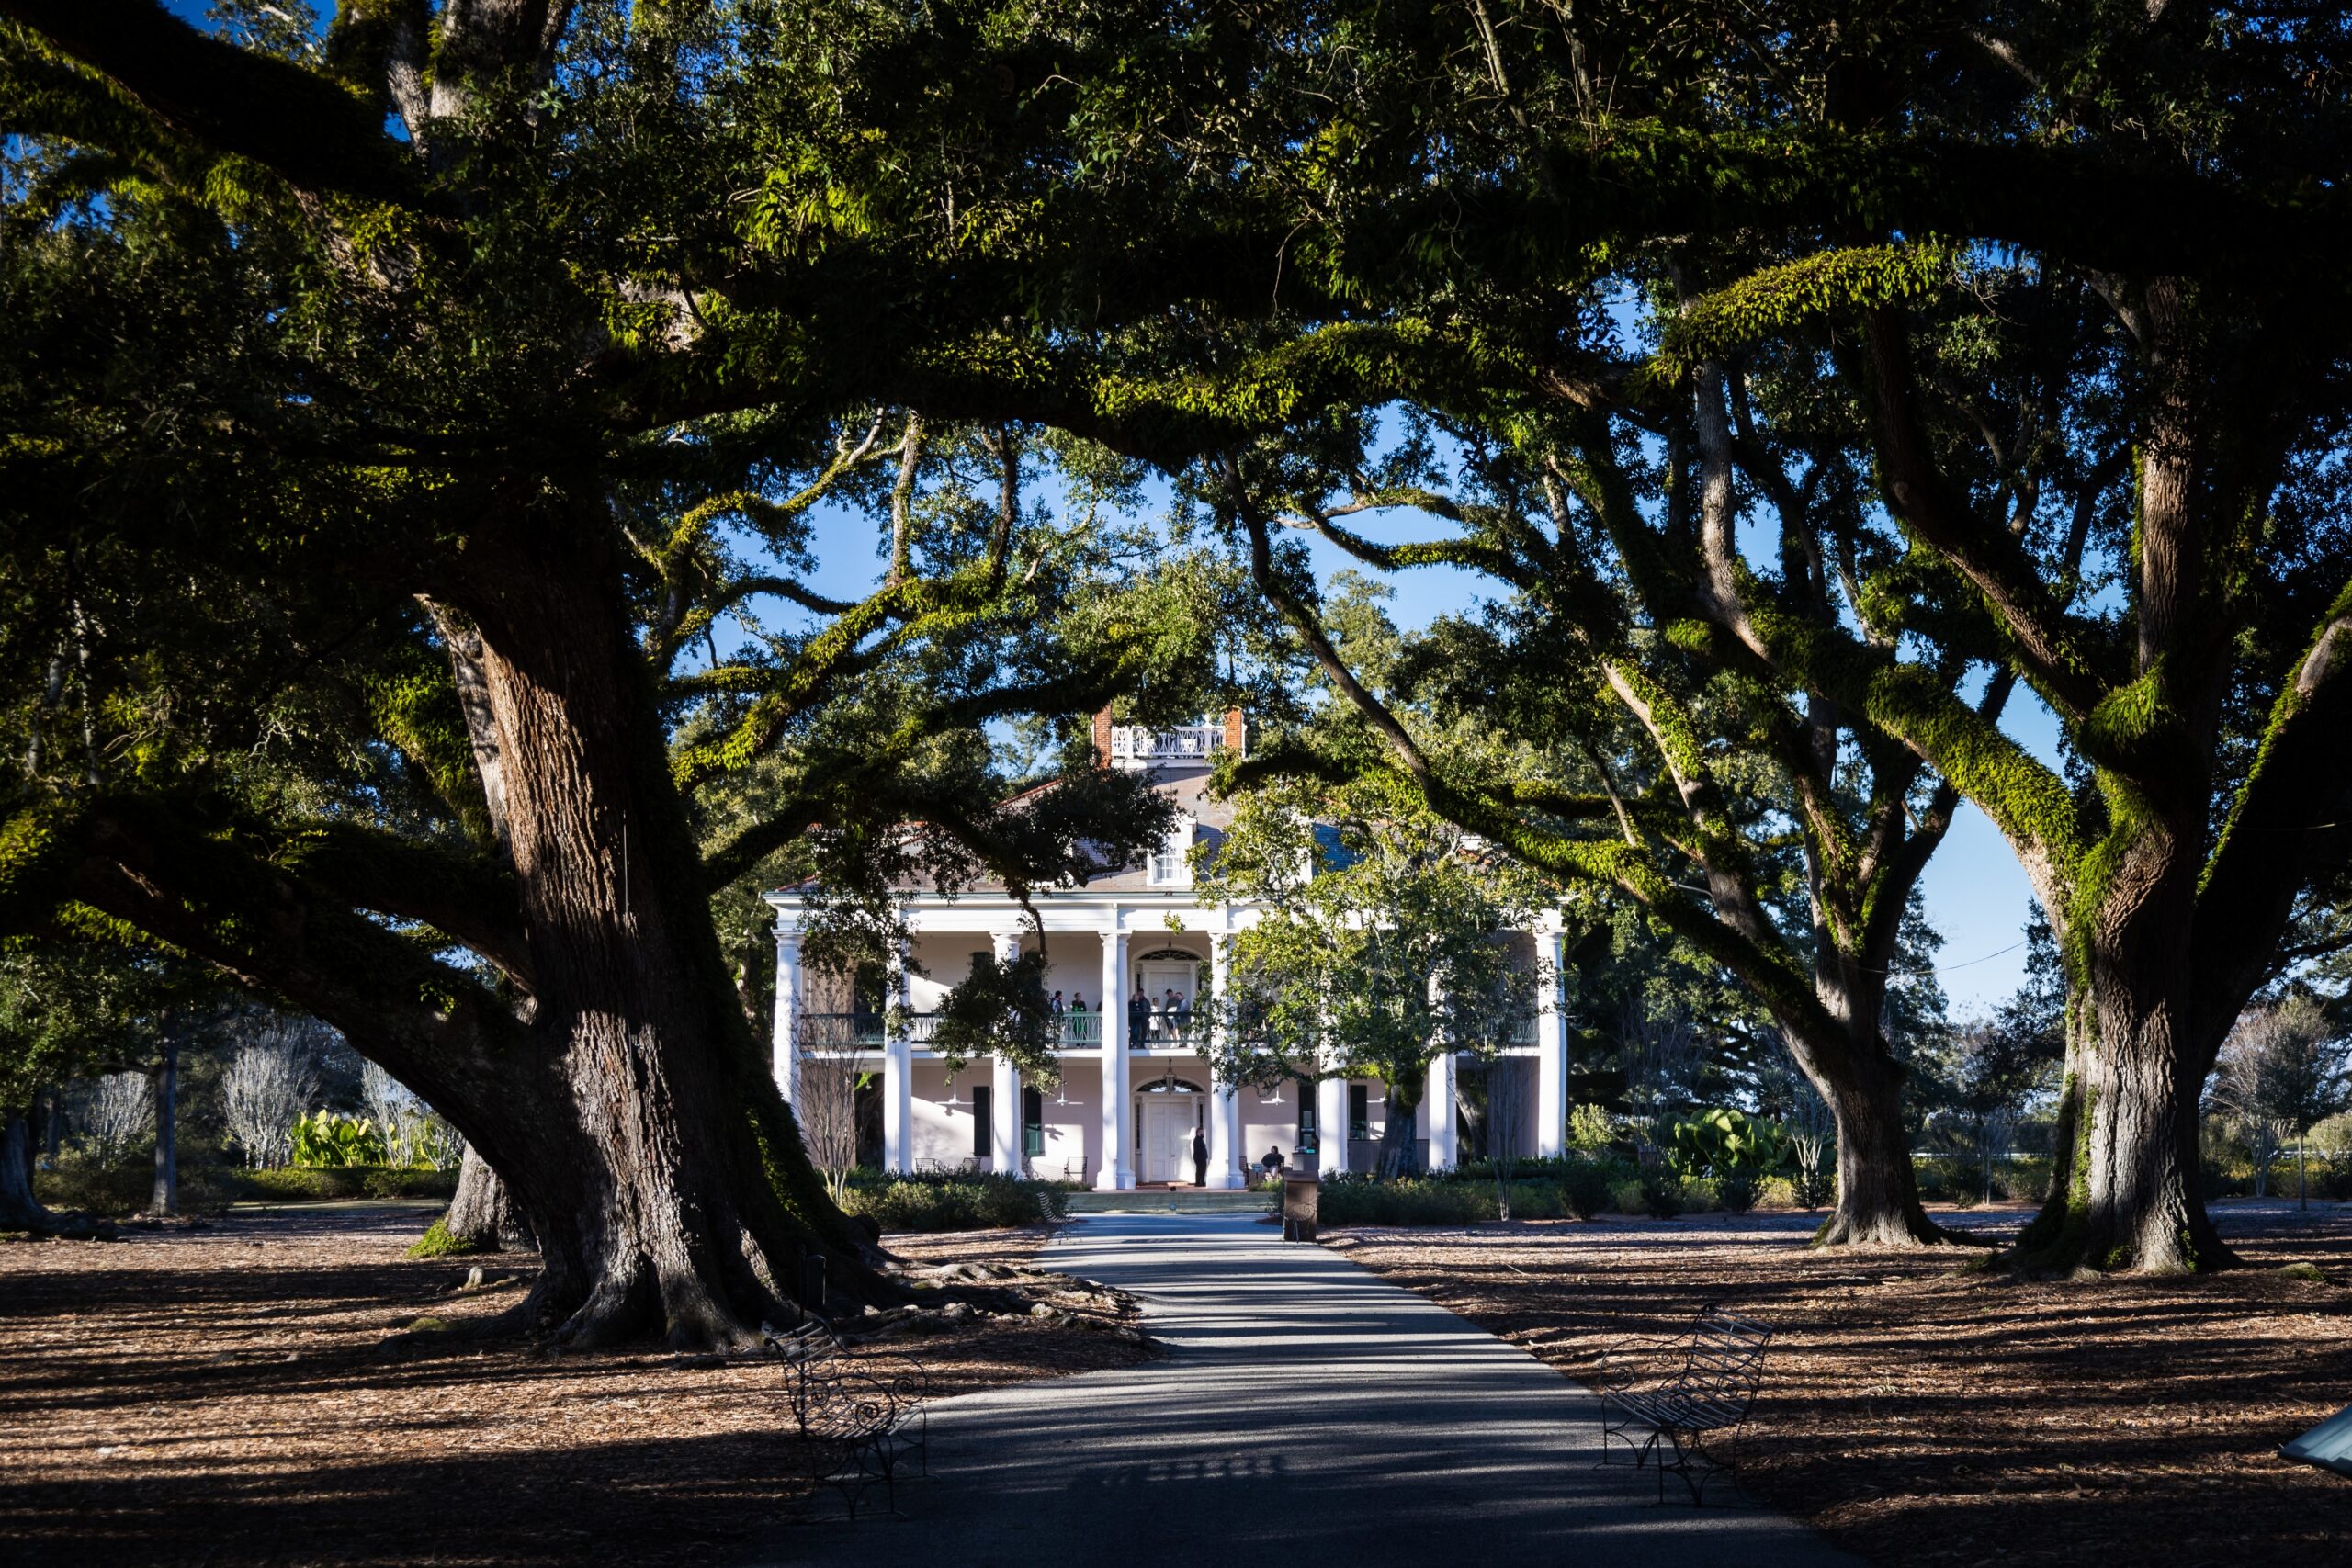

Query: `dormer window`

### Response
(1148, 816, 1194, 886)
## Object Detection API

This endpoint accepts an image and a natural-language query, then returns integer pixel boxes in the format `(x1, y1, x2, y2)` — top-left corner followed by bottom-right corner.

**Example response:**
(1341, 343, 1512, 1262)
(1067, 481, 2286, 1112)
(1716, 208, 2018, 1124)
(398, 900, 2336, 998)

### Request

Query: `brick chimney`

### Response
(1221, 708, 1247, 756)
(1092, 706, 1114, 770)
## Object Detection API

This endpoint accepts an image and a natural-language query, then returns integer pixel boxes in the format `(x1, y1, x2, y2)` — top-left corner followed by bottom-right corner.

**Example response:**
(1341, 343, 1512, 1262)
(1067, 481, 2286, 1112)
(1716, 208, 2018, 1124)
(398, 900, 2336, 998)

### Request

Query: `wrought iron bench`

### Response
(770, 1320, 932, 1518)
(1594, 1304, 1772, 1505)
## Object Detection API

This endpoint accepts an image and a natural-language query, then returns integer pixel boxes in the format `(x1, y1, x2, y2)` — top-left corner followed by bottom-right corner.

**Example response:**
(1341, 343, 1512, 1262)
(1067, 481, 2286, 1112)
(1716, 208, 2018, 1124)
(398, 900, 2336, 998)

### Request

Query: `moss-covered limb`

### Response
(1359, 120, 2352, 305)
(1228, 493, 1833, 1039)
(21, 795, 531, 1136)
(1437, 776, 1838, 1045)
(268, 818, 529, 983)
(1549, 432, 1707, 641)
(659, 574, 861, 668)
(1645, 244, 1956, 392)
(2, 0, 428, 208)
(1235, 482, 1438, 785)
(1861, 314, 2112, 720)
(1290, 505, 1538, 591)
(1758, 602, 2086, 913)
(2190, 584, 2352, 1046)
(359, 649, 496, 848)
(665, 575, 936, 792)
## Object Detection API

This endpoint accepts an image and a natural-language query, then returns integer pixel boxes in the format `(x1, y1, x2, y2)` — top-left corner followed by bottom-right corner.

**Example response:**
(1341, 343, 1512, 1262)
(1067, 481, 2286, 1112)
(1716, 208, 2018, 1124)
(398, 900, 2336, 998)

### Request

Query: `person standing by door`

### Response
(1191, 1124, 1208, 1188)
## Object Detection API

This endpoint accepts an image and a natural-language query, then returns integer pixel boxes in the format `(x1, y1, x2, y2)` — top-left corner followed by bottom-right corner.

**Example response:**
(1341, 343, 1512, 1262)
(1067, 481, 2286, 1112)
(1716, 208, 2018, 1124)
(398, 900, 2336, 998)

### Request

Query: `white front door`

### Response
(1138, 1096, 1200, 1183)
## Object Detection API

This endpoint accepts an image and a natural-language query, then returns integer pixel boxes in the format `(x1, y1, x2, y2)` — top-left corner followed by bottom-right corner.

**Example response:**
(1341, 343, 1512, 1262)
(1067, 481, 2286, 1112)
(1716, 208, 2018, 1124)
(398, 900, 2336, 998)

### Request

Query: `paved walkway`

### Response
(761, 1213, 1861, 1566)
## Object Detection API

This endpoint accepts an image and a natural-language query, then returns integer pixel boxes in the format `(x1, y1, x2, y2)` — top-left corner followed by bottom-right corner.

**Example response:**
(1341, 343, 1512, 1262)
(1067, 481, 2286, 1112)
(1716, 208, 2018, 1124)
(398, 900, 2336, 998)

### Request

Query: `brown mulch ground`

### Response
(1329, 1199, 2352, 1566)
(0, 1204, 1143, 1567)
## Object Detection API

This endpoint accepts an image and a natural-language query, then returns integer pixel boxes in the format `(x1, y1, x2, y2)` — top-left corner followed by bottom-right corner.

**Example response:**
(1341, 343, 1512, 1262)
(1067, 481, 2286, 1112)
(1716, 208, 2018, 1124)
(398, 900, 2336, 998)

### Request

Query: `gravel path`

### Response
(762, 1213, 1859, 1565)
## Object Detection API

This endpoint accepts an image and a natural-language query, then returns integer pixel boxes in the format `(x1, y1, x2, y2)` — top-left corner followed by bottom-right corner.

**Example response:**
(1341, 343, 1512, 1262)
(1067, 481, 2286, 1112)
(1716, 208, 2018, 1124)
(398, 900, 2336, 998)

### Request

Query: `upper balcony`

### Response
(1109, 723, 1227, 767)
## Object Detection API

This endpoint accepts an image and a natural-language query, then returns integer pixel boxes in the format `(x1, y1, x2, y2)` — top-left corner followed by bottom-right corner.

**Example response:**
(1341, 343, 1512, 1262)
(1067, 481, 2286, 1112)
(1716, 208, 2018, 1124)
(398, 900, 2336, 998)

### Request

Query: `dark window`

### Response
(1022, 1087, 1044, 1157)
(970, 1084, 991, 1158)
(1295, 1087, 1317, 1157)
(1348, 1082, 1370, 1139)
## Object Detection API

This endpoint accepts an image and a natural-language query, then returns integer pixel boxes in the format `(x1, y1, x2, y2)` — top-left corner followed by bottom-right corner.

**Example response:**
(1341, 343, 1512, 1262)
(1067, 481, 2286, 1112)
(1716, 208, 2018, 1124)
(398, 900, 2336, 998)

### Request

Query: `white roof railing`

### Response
(1110, 723, 1226, 762)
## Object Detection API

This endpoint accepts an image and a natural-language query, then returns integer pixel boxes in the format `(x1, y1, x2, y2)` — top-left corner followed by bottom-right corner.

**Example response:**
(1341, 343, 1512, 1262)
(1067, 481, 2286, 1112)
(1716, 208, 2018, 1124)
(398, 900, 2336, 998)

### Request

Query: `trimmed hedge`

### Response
(27, 1162, 458, 1216)
(34, 1165, 235, 1216)
(838, 1172, 1071, 1233)
(234, 1166, 458, 1201)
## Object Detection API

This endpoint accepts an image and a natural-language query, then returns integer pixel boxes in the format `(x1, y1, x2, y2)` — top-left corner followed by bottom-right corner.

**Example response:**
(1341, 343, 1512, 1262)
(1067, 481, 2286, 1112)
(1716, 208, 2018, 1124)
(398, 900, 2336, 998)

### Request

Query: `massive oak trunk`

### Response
(405, 523, 887, 1347)
(1782, 950, 1948, 1247)
(2019, 934, 2232, 1273)
(1787, 1033, 1943, 1247)
(432, 1145, 537, 1253)
(0, 1112, 110, 1238)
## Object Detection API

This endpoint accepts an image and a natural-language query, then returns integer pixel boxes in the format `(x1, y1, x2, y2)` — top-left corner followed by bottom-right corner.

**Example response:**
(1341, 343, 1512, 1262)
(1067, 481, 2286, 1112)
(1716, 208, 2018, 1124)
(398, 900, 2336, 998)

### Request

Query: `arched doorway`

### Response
(1131, 946, 1204, 1043)
(1135, 1076, 1204, 1184)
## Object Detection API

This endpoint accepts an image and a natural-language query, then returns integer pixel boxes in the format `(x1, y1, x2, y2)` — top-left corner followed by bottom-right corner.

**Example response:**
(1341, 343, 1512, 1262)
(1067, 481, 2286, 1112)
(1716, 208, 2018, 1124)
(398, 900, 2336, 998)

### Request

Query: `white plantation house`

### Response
(766, 714, 1574, 1189)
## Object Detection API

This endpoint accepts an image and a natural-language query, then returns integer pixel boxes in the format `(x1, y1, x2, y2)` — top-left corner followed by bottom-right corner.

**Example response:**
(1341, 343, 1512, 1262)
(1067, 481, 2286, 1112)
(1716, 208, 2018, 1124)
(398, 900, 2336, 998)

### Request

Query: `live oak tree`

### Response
(1207, 407, 1987, 1244)
(1057, 2, 2352, 1269)
(0, 2, 1204, 1342)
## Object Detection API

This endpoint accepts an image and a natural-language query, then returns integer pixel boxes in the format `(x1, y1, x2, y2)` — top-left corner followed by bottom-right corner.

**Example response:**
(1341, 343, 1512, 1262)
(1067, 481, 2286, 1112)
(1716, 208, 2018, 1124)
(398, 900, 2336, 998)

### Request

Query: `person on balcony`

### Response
(1127, 989, 1152, 1045)
(1164, 987, 1189, 1041)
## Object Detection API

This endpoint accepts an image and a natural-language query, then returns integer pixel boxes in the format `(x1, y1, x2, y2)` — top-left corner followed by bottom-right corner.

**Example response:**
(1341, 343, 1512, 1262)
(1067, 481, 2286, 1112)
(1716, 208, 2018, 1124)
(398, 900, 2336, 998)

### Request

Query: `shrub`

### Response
(1316, 1173, 1612, 1225)
(34, 1163, 235, 1217)
(232, 1165, 458, 1202)
(1567, 1102, 1616, 1151)
(1914, 1158, 1962, 1203)
(1637, 1168, 1685, 1219)
(35, 1163, 150, 1216)
(1665, 1107, 1788, 1180)
(1559, 1156, 1615, 1221)
(838, 1173, 1069, 1233)
(1716, 1172, 1759, 1213)
(1678, 1176, 1720, 1213)
(1757, 1175, 1799, 1210)
(291, 1111, 387, 1168)
(1317, 1175, 1491, 1226)
(1606, 1178, 1645, 1215)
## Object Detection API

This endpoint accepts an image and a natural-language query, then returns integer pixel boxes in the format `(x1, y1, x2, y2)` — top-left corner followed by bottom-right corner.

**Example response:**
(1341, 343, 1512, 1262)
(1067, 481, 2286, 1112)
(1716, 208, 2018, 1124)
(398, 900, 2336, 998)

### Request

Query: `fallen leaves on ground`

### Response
(1329, 1200, 2352, 1567)
(0, 1208, 1144, 1567)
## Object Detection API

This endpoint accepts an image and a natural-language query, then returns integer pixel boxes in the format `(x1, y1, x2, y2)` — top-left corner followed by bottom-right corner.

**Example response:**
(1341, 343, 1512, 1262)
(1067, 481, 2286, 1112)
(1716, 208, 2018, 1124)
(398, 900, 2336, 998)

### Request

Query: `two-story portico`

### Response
(765, 714, 1573, 1189)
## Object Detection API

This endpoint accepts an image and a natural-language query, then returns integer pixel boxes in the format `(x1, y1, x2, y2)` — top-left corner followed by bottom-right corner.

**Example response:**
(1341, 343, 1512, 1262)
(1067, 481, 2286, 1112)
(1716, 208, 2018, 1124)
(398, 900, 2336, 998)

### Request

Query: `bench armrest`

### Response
(1593, 1334, 1682, 1391)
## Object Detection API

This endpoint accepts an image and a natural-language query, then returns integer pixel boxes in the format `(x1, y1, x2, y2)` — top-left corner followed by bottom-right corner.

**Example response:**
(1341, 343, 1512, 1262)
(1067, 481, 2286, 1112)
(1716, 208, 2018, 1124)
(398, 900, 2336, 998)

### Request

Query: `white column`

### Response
(1426, 1050, 1458, 1172)
(1206, 932, 1242, 1189)
(883, 935, 913, 1174)
(1317, 1073, 1348, 1178)
(772, 923, 801, 1108)
(1535, 927, 1568, 1158)
(1096, 927, 1132, 1190)
(989, 931, 1023, 1175)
